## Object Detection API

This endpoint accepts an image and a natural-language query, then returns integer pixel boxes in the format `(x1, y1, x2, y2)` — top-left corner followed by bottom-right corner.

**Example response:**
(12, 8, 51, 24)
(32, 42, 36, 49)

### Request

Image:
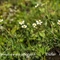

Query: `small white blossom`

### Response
(36, 20, 42, 25)
(0, 19, 3, 22)
(57, 20, 60, 25)
(21, 25, 27, 28)
(35, 4, 39, 8)
(19, 20, 25, 25)
(32, 23, 37, 28)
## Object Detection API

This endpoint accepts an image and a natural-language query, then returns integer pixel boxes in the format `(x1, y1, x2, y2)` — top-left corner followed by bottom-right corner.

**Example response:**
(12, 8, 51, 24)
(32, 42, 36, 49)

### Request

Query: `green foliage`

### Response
(0, 0, 60, 60)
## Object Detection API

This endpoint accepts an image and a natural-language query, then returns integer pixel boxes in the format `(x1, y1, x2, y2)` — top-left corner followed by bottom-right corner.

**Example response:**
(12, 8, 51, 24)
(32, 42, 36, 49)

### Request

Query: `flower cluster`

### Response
(32, 20, 43, 28)
(36, 20, 43, 25)
(19, 20, 27, 28)
(19, 20, 43, 28)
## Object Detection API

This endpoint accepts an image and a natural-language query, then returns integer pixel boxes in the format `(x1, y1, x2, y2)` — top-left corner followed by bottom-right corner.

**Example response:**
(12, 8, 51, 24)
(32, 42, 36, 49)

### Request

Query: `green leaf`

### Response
(11, 25, 19, 35)
(39, 47, 45, 55)
(19, 39, 24, 43)
(39, 31, 45, 38)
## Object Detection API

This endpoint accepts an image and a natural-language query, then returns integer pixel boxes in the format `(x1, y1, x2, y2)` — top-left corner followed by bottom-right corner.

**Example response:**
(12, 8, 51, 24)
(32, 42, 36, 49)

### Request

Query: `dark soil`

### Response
(46, 47, 60, 60)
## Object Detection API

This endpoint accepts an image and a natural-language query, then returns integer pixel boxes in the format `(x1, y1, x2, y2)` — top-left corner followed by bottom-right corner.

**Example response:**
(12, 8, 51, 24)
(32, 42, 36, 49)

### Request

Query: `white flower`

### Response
(35, 4, 39, 8)
(0, 19, 3, 22)
(57, 20, 60, 25)
(32, 23, 37, 28)
(21, 25, 27, 28)
(36, 20, 42, 25)
(19, 20, 25, 25)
